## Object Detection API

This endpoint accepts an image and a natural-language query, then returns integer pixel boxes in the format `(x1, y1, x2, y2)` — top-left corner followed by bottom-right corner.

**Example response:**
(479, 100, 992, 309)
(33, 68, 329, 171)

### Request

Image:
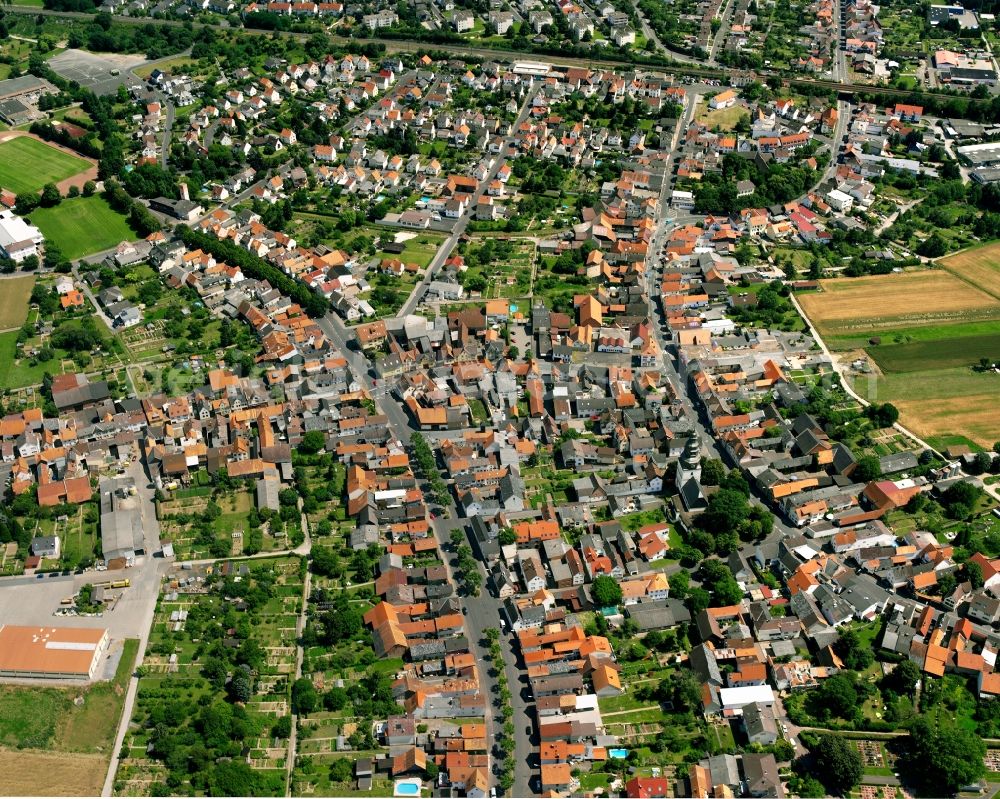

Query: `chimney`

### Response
(179, 182, 190, 201)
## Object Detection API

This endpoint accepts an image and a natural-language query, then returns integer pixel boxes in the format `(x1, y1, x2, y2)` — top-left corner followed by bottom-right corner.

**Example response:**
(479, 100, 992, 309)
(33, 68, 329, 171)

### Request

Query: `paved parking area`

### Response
(48, 49, 147, 96)
(0, 559, 160, 642)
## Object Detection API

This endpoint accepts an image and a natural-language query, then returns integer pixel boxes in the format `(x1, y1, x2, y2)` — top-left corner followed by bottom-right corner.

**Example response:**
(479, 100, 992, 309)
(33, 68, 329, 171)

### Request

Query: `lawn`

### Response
(379, 231, 445, 270)
(0, 329, 64, 390)
(0, 136, 91, 195)
(133, 56, 199, 80)
(0, 274, 35, 329)
(29, 196, 135, 260)
(695, 103, 749, 131)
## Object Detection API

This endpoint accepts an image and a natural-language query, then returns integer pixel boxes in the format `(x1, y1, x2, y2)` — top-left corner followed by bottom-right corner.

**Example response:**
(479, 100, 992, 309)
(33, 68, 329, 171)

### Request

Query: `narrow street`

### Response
(397, 87, 539, 318)
(316, 298, 533, 792)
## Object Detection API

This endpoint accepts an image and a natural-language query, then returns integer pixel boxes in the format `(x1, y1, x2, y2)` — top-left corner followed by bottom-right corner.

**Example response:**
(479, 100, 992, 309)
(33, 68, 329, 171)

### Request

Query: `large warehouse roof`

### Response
(0, 625, 108, 679)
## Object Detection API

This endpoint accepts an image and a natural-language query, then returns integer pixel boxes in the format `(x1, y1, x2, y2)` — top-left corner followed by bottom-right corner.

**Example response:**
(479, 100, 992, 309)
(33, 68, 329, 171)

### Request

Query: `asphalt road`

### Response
(644, 92, 801, 555)
(314, 302, 534, 793)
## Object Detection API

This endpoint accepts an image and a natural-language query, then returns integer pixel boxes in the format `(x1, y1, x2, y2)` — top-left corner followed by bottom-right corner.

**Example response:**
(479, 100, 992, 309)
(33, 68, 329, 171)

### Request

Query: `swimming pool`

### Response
(394, 778, 422, 796)
(609, 748, 629, 759)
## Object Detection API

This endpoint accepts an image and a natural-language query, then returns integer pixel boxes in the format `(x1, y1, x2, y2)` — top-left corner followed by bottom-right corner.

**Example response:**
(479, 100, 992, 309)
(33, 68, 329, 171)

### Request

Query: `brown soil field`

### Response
(0, 748, 107, 795)
(799, 271, 1000, 335)
(939, 243, 1000, 301)
(892, 394, 1000, 448)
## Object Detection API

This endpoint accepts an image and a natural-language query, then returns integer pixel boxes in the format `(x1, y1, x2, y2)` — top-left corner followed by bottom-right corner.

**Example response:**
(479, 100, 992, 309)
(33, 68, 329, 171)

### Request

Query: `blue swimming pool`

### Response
(609, 748, 629, 759)
(395, 782, 421, 796)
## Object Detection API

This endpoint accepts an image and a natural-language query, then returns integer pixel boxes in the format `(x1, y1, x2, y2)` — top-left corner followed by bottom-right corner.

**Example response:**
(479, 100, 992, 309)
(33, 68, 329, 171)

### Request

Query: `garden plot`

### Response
(117, 558, 302, 796)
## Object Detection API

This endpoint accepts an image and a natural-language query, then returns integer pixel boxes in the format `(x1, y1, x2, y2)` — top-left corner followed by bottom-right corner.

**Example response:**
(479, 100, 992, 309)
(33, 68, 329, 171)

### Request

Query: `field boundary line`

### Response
(790, 292, 943, 460)
(935, 257, 1000, 304)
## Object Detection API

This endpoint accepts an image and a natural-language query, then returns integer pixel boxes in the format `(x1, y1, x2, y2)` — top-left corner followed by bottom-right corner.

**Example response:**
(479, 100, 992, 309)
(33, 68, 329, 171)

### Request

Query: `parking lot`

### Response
(48, 49, 147, 96)
(0, 556, 163, 644)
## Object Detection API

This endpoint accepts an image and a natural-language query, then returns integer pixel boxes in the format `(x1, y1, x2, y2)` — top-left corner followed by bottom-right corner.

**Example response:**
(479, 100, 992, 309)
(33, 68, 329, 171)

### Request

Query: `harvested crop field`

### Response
(798, 271, 1000, 338)
(800, 271, 1000, 448)
(939, 242, 1000, 300)
(0, 748, 107, 795)
(850, 364, 1000, 448)
(891, 394, 1000, 449)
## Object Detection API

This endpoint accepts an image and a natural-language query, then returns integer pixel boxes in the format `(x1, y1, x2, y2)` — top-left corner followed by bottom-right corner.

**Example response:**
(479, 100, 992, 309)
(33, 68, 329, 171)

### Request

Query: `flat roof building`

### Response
(0, 209, 44, 263)
(0, 625, 109, 680)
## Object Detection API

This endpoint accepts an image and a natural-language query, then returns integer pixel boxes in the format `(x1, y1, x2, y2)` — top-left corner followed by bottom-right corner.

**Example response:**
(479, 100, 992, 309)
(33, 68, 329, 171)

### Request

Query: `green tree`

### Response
(662, 669, 702, 713)
(701, 458, 726, 485)
(324, 686, 348, 711)
(209, 761, 261, 796)
(835, 628, 874, 671)
(329, 757, 353, 783)
(272, 715, 293, 738)
(866, 402, 900, 428)
(685, 586, 711, 615)
(291, 677, 318, 715)
(591, 575, 623, 607)
(814, 672, 860, 719)
(711, 574, 743, 606)
(299, 430, 326, 454)
(772, 739, 795, 762)
(880, 659, 920, 697)
(698, 488, 750, 534)
(810, 734, 863, 795)
(966, 560, 985, 589)
(853, 455, 881, 483)
(227, 668, 253, 704)
(905, 717, 985, 795)
(311, 545, 340, 578)
(40, 183, 61, 207)
(668, 571, 690, 599)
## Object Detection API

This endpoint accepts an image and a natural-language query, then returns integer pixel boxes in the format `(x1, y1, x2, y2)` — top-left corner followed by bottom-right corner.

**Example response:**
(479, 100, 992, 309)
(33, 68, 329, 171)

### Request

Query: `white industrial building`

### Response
(0, 209, 43, 263)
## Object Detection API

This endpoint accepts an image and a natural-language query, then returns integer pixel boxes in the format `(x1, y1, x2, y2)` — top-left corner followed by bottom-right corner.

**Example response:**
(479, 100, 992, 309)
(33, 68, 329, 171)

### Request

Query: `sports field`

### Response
(30, 196, 135, 260)
(0, 137, 92, 195)
(800, 270, 1000, 447)
(0, 274, 35, 330)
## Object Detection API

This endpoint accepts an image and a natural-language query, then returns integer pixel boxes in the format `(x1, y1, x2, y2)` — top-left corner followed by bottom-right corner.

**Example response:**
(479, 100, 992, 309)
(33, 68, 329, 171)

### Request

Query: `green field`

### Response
(0, 638, 138, 752)
(0, 274, 35, 330)
(133, 56, 198, 80)
(826, 320, 1000, 352)
(377, 231, 445, 269)
(867, 331, 1000, 373)
(0, 137, 91, 195)
(30, 196, 135, 260)
(0, 329, 61, 390)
